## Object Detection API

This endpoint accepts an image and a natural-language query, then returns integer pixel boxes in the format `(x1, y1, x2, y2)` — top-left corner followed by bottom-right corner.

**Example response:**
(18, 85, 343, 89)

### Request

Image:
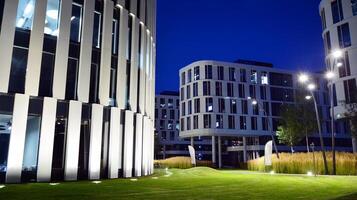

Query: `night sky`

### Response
(156, 0, 325, 93)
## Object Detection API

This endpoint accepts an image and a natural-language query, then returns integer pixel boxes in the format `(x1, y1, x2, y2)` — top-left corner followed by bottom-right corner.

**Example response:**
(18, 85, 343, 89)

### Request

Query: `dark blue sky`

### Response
(156, 0, 325, 93)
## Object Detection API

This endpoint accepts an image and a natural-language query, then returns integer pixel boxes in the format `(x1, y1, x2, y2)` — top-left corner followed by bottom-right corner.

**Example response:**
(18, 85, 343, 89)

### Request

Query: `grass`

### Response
(248, 152, 357, 175)
(1, 167, 357, 200)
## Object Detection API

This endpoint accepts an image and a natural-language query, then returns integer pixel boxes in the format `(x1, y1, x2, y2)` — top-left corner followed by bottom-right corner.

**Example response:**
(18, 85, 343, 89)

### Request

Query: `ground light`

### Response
(269, 171, 275, 175)
(0, 185, 5, 189)
(49, 183, 60, 186)
(307, 171, 314, 176)
(130, 178, 138, 181)
(92, 181, 101, 184)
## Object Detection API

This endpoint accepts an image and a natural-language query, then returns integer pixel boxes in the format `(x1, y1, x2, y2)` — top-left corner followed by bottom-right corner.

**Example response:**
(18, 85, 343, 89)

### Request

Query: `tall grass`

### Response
(248, 152, 357, 175)
(155, 157, 212, 169)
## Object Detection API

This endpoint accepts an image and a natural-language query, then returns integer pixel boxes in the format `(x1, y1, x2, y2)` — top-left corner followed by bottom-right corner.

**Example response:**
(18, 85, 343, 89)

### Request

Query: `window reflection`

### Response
(70, 3, 83, 42)
(44, 0, 60, 36)
(16, 0, 36, 30)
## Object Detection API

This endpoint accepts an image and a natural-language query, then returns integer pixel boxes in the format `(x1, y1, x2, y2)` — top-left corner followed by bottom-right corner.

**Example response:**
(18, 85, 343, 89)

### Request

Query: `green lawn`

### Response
(1, 167, 357, 200)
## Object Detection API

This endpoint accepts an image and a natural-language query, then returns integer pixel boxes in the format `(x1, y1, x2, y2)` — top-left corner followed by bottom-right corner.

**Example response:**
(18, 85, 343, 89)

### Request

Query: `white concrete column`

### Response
(116, 8, 128, 109)
(88, 104, 104, 180)
(37, 97, 57, 182)
(98, 0, 114, 106)
(108, 107, 121, 179)
(6, 94, 30, 183)
(77, 0, 95, 103)
(0, 0, 18, 93)
(134, 113, 143, 177)
(212, 136, 216, 165)
(218, 136, 222, 169)
(123, 110, 134, 178)
(52, 0, 72, 99)
(25, 0, 47, 96)
(243, 136, 247, 163)
(128, 17, 140, 112)
(64, 101, 82, 181)
(142, 116, 149, 175)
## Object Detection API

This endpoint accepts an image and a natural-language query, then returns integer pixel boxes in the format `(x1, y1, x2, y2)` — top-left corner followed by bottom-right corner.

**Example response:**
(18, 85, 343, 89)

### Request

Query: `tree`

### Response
(277, 105, 305, 153)
(343, 100, 357, 153)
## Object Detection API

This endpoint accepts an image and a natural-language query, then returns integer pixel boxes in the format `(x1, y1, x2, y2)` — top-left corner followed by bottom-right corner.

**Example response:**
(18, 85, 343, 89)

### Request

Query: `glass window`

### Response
(240, 69, 246, 82)
(170, 110, 175, 119)
(269, 72, 293, 87)
(253, 103, 259, 115)
(262, 117, 268, 131)
(168, 120, 173, 130)
(251, 70, 257, 84)
(186, 117, 191, 130)
(260, 86, 267, 100)
(337, 23, 351, 48)
(320, 8, 326, 30)
(251, 117, 257, 130)
(204, 114, 211, 128)
(162, 109, 167, 119)
(8, 47, 28, 94)
(353, 0, 357, 15)
(168, 99, 173, 108)
(188, 100, 192, 115)
(229, 67, 236, 81)
(203, 81, 211, 96)
(216, 115, 223, 129)
(193, 115, 198, 129)
(44, 0, 60, 36)
(228, 115, 235, 129)
(227, 83, 234, 97)
(181, 102, 186, 116)
(240, 116, 246, 130)
(323, 31, 332, 55)
(263, 102, 270, 116)
(215, 82, 222, 96)
(339, 52, 351, 78)
(92, 11, 101, 47)
(331, 0, 344, 24)
(186, 85, 191, 99)
(270, 87, 294, 102)
(65, 58, 79, 100)
(0, 0, 4, 33)
(187, 69, 192, 83)
(230, 99, 237, 114)
(180, 118, 185, 131)
(238, 84, 245, 98)
(181, 72, 186, 85)
(89, 64, 99, 103)
(109, 68, 117, 105)
(160, 98, 165, 108)
(218, 98, 225, 113)
(261, 72, 268, 85)
(0, 113, 13, 182)
(217, 66, 224, 80)
(205, 65, 212, 79)
(16, 0, 36, 30)
(194, 66, 200, 81)
(39, 53, 55, 97)
(193, 82, 198, 97)
(344, 79, 357, 104)
(112, 19, 119, 54)
(180, 87, 184, 100)
(70, 3, 83, 42)
(194, 98, 200, 113)
(206, 97, 213, 112)
(170, 132, 175, 141)
(161, 131, 166, 140)
(249, 85, 256, 99)
(241, 100, 248, 114)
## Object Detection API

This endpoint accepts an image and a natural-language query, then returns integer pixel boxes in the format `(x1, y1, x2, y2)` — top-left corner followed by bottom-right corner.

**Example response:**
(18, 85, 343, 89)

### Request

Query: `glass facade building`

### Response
(0, 0, 156, 183)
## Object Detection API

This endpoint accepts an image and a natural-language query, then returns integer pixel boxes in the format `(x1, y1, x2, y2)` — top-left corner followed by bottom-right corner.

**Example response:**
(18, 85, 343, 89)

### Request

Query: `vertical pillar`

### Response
(6, 94, 30, 183)
(218, 136, 222, 169)
(123, 110, 134, 178)
(37, 97, 57, 182)
(108, 107, 121, 179)
(243, 136, 247, 163)
(190, 137, 194, 147)
(0, 0, 18, 93)
(211, 136, 216, 165)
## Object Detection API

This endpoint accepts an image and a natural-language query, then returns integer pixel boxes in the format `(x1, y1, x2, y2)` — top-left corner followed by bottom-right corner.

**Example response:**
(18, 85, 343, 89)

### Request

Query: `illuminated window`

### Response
(44, 0, 60, 36)
(261, 72, 268, 85)
(16, 0, 36, 30)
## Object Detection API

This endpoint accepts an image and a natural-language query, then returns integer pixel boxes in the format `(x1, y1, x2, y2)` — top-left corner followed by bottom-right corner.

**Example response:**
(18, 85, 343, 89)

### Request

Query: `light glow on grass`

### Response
(307, 171, 314, 176)
(49, 183, 60, 186)
(130, 179, 138, 182)
(152, 177, 158, 179)
(0, 185, 5, 189)
(269, 171, 275, 175)
(92, 181, 101, 184)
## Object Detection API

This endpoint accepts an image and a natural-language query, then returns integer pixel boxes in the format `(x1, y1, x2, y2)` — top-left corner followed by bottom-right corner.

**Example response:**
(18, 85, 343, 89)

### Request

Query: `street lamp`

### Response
(298, 74, 329, 175)
(248, 97, 280, 159)
(327, 49, 343, 175)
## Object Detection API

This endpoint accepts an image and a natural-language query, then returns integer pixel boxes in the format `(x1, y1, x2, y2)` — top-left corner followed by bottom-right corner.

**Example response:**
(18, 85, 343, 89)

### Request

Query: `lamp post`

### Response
(298, 74, 329, 175)
(326, 49, 343, 175)
(248, 97, 280, 159)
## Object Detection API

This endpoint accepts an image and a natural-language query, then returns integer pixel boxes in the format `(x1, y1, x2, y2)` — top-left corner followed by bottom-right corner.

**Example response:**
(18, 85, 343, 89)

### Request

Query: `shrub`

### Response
(155, 157, 213, 169)
(247, 152, 357, 175)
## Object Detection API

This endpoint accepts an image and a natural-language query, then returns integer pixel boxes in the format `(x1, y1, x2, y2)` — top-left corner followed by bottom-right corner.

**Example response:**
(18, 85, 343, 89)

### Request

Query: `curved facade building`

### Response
(180, 60, 353, 167)
(0, 0, 156, 183)
(319, 0, 357, 117)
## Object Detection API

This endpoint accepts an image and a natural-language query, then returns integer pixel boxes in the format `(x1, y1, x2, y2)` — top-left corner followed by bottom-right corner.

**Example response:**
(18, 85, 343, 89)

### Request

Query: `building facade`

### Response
(179, 60, 353, 168)
(0, 0, 156, 183)
(319, 0, 357, 150)
(154, 91, 211, 160)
